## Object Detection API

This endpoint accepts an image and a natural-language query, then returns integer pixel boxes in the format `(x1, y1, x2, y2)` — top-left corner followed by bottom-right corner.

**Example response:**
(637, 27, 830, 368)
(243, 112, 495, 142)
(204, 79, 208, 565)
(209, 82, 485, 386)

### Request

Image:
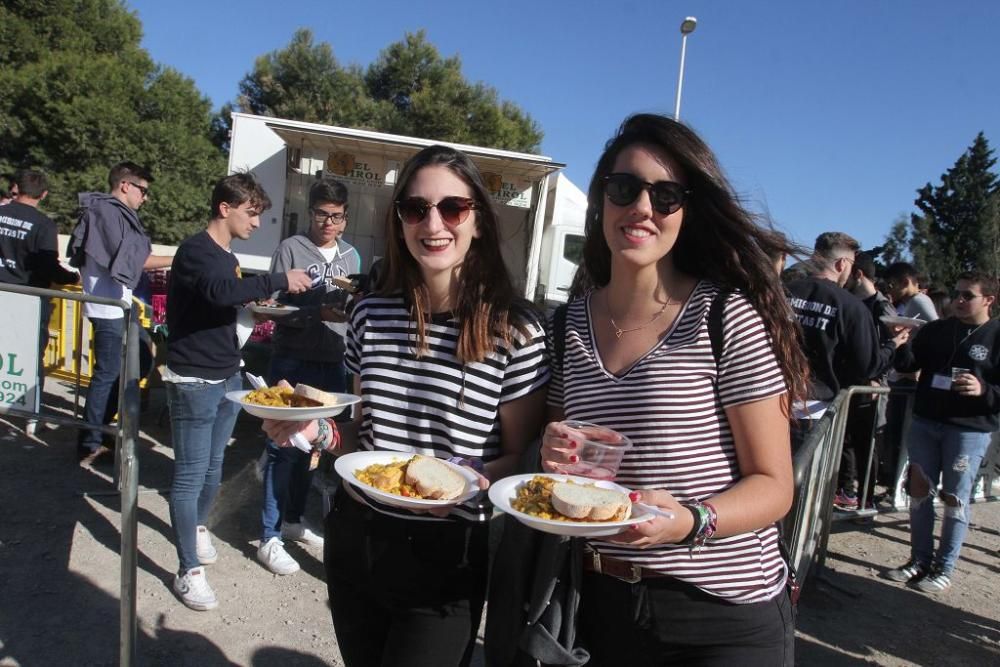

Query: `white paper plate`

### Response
(880, 315, 925, 330)
(226, 389, 359, 420)
(336, 451, 481, 509)
(489, 473, 653, 537)
(248, 303, 300, 317)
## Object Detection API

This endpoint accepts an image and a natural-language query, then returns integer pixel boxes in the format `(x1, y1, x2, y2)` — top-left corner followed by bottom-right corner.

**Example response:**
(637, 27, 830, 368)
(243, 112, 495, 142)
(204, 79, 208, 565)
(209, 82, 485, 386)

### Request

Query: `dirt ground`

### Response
(0, 380, 998, 666)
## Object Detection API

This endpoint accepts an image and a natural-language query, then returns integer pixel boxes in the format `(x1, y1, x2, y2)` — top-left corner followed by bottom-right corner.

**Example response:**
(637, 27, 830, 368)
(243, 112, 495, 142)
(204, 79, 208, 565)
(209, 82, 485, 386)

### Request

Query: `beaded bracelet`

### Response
(682, 499, 718, 551)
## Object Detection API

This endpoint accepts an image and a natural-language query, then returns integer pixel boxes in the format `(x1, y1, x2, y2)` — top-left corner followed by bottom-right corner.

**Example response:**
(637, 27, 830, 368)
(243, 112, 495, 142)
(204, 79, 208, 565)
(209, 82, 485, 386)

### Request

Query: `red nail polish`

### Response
(570, 455, 578, 463)
(568, 440, 577, 449)
(628, 491, 641, 502)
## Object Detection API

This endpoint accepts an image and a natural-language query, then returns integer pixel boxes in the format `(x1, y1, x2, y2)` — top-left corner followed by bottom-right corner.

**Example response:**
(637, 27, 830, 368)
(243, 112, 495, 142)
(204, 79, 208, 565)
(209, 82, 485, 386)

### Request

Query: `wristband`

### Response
(447, 456, 485, 474)
(681, 499, 717, 551)
(323, 421, 342, 454)
(680, 504, 704, 544)
(310, 418, 330, 448)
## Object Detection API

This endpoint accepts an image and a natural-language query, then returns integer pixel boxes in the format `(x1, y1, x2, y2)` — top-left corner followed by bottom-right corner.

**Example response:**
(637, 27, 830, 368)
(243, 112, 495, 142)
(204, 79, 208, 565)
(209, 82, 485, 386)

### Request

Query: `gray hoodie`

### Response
(269, 234, 361, 362)
(67, 192, 151, 289)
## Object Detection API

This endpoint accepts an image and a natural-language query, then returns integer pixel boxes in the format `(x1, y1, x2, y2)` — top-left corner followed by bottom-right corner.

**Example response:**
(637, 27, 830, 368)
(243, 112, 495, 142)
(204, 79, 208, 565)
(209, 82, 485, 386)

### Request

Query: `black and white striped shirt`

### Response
(549, 282, 788, 603)
(346, 294, 549, 522)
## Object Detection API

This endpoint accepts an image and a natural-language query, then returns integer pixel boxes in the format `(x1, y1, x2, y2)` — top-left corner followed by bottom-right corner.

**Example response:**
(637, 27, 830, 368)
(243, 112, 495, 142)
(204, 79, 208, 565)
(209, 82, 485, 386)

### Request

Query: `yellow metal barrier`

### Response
(44, 284, 151, 387)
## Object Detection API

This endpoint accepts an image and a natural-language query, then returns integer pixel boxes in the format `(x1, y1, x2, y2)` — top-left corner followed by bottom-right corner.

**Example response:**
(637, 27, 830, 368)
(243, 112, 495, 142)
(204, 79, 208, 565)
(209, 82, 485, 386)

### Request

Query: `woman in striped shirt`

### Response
(541, 114, 808, 666)
(265, 145, 548, 667)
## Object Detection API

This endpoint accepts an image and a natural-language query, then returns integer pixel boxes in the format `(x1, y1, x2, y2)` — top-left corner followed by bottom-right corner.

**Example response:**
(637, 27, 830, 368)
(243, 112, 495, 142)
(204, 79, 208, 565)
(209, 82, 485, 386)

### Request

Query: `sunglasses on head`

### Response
(603, 173, 690, 215)
(395, 196, 478, 226)
(952, 290, 984, 301)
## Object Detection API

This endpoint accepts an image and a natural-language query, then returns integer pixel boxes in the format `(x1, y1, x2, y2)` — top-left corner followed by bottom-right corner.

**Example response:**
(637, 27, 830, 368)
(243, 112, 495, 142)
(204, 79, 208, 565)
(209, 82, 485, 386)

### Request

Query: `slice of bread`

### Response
(405, 456, 467, 500)
(292, 384, 341, 407)
(550, 482, 631, 521)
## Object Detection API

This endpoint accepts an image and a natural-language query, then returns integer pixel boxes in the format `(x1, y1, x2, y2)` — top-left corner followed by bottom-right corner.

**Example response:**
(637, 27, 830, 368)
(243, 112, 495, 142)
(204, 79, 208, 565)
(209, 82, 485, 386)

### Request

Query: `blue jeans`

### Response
(79, 317, 124, 451)
(261, 356, 346, 540)
(167, 372, 243, 573)
(906, 416, 991, 575)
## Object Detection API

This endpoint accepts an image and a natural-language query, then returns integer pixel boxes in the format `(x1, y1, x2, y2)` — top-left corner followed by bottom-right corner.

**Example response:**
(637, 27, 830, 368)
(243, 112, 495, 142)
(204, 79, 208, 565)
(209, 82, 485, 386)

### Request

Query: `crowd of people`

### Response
(1, 111, 997, 667)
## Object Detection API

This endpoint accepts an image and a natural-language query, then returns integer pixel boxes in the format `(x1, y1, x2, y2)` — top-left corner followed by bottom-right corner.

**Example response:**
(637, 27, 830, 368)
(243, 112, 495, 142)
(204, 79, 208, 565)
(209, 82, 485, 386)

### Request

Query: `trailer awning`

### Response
(262, 116, 564, 182)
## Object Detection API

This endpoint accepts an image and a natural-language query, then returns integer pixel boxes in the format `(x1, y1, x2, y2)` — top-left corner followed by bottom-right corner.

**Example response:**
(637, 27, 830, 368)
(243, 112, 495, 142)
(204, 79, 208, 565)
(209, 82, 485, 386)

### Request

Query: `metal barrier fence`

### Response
(784, 384, 998, 596)
(0, 283, 142, 667)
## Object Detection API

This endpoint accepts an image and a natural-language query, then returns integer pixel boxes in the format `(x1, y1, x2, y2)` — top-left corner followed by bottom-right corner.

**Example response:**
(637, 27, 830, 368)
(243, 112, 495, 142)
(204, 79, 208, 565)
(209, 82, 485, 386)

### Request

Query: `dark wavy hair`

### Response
(572, 114, 809, 409)
(379, 145, 531, 363)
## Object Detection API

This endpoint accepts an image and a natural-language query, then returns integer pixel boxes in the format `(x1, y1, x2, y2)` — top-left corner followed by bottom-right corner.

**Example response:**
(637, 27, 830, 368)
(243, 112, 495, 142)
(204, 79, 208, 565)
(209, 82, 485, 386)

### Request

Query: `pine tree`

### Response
(885, 134, 999, 287)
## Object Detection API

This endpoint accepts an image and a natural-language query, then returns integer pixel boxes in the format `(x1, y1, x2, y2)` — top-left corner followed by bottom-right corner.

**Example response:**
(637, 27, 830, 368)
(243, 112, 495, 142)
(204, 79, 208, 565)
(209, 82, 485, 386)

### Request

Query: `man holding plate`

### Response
(255, 177, 361, 576)
(165, 173, 311, 611)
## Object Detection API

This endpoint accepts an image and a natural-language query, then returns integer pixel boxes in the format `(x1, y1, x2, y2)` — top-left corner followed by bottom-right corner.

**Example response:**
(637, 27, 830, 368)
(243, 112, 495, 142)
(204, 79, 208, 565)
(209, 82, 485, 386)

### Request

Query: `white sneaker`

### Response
(281, 521, 325, 548)
(257, 537, 300, 575)
(173, 567, 218, 611)
(196, 525, 218, 565)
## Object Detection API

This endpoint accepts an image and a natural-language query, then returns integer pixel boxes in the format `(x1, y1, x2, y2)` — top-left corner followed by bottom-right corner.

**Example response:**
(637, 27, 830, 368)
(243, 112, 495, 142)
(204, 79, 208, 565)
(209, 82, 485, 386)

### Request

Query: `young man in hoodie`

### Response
(166, 172, 312, 610)
(69, 162, 173, 465)
(256, 177, 361, 575)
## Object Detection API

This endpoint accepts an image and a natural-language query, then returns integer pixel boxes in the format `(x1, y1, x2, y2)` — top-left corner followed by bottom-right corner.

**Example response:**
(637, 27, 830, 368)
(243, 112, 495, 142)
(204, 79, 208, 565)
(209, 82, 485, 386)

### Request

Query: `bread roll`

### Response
(292, 383, 340, 406)
(405, 456, 467, 500)
(550, 482, 631, 521)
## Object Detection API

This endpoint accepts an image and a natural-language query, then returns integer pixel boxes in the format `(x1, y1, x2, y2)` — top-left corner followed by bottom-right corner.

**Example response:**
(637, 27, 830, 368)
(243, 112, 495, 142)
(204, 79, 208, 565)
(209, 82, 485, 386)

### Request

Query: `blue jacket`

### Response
(67, 193, 151, 289)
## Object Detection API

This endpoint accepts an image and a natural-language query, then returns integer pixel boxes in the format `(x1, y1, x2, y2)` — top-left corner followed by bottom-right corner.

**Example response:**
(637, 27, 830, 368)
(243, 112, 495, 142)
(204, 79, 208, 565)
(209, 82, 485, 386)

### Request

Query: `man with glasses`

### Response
(887, 271, 999, 593)
(254, 177, 361, 576)
(68, 161, 173, 465)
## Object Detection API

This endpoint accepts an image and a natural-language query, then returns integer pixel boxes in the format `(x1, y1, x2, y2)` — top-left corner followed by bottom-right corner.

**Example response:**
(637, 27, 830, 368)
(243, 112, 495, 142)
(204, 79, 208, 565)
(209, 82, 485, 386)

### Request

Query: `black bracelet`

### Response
(680, 504, 703, 544)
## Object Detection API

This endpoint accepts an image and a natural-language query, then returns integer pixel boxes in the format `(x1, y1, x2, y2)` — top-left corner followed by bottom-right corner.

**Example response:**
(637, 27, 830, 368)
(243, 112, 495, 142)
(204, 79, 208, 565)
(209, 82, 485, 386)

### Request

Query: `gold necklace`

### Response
(607, 291, 674, 339)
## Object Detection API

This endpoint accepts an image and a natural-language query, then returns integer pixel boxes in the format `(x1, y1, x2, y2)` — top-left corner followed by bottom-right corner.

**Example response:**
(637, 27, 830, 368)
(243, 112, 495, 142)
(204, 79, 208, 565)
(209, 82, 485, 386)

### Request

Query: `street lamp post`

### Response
(673, 16, 698, 121)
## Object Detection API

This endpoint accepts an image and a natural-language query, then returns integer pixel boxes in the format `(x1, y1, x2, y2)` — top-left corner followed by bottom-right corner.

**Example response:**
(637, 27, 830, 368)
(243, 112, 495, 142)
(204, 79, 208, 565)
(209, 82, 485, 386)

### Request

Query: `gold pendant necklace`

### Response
(607, 291, 674, 339)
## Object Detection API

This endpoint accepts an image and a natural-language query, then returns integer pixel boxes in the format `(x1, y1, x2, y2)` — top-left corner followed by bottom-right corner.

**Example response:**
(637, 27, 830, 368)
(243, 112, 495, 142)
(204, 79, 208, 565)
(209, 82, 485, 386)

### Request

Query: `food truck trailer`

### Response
(227, 112, 586, 307)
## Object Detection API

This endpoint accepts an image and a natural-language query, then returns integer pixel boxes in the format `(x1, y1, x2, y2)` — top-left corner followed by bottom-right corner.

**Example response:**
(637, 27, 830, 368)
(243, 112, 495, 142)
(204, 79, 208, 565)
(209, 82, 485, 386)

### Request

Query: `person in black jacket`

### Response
(165, 173, 311, 611)
(837, 251, 900, 507)
(885, 271, 1000, 593)
(786, 234, 906, 400)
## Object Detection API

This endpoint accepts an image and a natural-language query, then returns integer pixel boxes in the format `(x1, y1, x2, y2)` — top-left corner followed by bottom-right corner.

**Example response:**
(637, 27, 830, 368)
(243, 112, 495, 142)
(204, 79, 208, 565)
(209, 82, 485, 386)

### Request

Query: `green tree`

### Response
(236, 28, 374, 128)
(911, 133, 998, 286)
(882, 133, 999, 286)
(231, 29, 543, 153)
(878, 214, 911, 267)
(0, 0, 224, 243)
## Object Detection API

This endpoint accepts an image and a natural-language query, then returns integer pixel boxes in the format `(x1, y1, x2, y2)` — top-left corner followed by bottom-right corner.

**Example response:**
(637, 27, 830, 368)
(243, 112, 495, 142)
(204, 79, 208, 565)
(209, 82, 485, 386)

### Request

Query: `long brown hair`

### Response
(573, 114, 809, 409)
(379, 145, 531, 363)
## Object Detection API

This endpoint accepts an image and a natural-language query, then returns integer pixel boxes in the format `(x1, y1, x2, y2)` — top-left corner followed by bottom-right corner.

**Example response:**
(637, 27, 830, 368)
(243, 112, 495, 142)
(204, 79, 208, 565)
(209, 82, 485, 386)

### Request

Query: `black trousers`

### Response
(838, 399, 881, 498)
(577, 572, 795, 667)
(324, 489, 489, 667)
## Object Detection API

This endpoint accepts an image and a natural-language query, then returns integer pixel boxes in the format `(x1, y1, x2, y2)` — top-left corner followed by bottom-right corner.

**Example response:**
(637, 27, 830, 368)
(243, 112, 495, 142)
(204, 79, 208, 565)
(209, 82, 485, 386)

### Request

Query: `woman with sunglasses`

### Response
(540, 114, 808, 666)
(263, 144, 548, 667)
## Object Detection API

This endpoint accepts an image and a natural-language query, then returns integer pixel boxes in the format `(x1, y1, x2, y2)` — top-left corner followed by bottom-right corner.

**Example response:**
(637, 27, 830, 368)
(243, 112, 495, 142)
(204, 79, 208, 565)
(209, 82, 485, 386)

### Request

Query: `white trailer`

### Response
(227, 112, 585, 306)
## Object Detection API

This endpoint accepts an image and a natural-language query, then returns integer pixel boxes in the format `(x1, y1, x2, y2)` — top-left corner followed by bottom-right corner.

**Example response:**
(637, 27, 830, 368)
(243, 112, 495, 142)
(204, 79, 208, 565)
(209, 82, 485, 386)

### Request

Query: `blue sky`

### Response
(128, 0, 999, 252)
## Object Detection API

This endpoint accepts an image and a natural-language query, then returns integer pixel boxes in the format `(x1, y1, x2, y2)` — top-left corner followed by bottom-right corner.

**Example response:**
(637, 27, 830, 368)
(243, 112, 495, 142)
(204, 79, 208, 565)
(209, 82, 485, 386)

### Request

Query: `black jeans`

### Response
(578, 573, 795, 667)
(324, 490, 489, 667)
(838, 399, 880, 498)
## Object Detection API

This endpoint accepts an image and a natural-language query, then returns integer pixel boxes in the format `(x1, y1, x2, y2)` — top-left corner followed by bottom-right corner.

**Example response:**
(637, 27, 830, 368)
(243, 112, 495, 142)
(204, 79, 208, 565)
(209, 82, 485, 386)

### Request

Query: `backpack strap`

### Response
(552, 302, 569, 369)
(708, 289, 731, 368)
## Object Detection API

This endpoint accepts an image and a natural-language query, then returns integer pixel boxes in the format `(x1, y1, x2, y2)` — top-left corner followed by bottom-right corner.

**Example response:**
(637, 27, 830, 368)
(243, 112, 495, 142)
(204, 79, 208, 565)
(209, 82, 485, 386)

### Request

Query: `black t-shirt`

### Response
(895, 317, 1000, 431)
(0, 202, 76, 287)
